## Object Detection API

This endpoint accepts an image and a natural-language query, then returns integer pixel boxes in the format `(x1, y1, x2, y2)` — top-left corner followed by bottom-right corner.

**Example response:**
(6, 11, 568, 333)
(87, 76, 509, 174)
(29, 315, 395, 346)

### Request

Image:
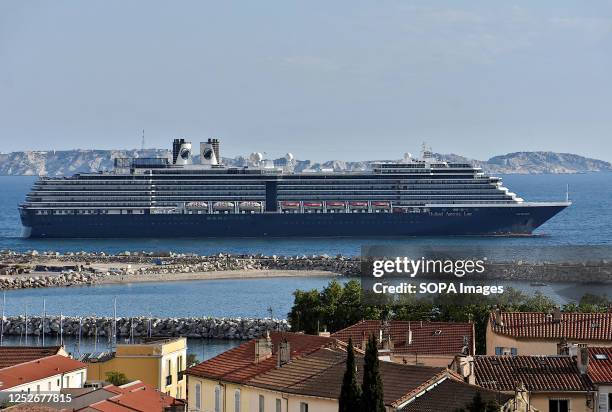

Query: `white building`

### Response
(0, 354, 87, 393)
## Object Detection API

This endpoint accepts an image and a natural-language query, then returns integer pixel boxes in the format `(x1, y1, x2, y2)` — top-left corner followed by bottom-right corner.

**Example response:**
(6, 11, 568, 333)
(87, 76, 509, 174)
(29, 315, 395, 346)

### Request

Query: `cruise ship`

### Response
(19, 139, 570, 238)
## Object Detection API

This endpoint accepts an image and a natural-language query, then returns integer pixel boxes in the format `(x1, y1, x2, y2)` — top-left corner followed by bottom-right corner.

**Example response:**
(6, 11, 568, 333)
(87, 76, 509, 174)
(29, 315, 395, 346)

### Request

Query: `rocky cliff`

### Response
(0, 149, 609, 176)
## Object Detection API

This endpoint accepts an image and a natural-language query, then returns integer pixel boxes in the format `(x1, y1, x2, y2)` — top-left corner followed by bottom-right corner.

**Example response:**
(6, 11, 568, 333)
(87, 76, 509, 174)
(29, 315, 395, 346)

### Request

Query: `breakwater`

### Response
(0, 316, 289, 340)
(0, 250, 360, 290)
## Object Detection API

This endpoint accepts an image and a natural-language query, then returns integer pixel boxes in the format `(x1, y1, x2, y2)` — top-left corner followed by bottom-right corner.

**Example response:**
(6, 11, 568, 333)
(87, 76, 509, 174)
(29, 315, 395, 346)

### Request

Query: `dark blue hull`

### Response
(20, 204, 568, 238)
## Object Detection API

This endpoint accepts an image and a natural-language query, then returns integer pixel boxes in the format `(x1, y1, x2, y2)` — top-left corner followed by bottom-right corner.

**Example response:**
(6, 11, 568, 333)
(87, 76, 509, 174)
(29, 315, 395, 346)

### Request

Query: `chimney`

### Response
(553, 307, 562, 323)
(576, 346, 589, 375)
(277, 340, 291, 367)
(406, 330, 413, 346)
(453, 355, 475, 385)
(494, 307, 504, 327)
(361, 331, 367, 350)
(255, 332, 273, 363)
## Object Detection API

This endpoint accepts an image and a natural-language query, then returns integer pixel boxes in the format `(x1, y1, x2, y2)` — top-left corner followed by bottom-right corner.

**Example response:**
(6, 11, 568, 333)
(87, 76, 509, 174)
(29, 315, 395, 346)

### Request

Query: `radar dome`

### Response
(285, 153, 294, 162)
(249, 152, 263, 163)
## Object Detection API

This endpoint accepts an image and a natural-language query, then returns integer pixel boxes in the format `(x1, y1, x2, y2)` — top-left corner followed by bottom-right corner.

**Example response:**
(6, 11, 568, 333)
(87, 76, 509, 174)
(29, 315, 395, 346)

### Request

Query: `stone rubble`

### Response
(0, 315, 290, 340)
(0, 250, 360, 290)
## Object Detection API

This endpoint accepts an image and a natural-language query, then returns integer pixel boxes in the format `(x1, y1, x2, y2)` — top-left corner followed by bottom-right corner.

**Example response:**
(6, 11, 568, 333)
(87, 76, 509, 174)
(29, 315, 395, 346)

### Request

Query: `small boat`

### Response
(185, 201, 208, 210)
(372, 201, 390, 209)
(303, 202, 324, 209)
(280, 201, 300, 209)
(326, 201, 345, 209)
(239, 201, 262, 211)
(213, 201, 235, 211)
(348, 201, 368, 209)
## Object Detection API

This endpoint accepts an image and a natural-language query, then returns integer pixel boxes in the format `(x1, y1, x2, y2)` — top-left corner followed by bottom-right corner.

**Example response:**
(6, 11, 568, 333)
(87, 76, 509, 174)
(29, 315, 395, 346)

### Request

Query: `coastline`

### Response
(86, 268, 340, 285)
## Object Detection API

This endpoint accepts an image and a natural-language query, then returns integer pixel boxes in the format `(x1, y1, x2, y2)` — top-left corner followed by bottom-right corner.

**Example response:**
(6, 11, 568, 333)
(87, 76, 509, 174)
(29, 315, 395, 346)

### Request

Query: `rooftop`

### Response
(587, 347, 612, 384)
(187, 331, 457, 408)
(474, 355, 594, 393)
(63, 380, 184, 412)
(0, 354, 86, 390)
(186, 332, 336, 384)
(399, 378, 513, 412)
(0, 346, 64, 369)
(332, 320, 474, 355)
(489, 311, 612, 341)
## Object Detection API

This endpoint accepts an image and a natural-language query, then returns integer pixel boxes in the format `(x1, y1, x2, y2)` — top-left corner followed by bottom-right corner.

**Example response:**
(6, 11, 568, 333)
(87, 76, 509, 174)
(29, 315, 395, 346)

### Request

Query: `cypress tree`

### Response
(339, 338, 361, 412)
(361, 334, 385, 412)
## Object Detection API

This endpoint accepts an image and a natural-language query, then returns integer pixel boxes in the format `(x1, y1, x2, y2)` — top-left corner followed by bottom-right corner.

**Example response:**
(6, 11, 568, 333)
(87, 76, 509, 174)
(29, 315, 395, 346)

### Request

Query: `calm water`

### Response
(0, 335, 240, 360)
(1, 173, 610, 255)
(0, 174, 610, 327)
(0, 276, 341, 318)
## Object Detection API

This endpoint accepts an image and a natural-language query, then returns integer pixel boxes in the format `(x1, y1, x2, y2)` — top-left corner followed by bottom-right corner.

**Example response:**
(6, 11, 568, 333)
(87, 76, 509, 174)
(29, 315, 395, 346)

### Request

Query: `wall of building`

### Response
(529, 392, 594, 412)
(597, 384, 612, 412)
(85, 339, 187, 399)
(486, 322, 612, 356)
(5, 368, 87, 393)
(187, 375, 338, 412)
(390, 353, 454, 367)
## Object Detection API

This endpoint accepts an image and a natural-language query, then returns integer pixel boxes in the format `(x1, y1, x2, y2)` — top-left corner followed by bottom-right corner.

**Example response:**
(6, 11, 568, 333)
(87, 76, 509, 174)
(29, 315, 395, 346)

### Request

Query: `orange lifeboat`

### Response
(303, 202, 323, 209)
(326, 201, 345, 209)
(348, 201, 368, 209)
(372, 201, 390, 209)
(280, 201, 300, 209)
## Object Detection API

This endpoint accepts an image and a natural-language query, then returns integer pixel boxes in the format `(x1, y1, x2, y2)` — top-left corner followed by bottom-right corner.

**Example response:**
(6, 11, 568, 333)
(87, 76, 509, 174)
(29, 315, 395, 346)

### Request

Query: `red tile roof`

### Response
(248, 346, 450, 407)
(0, 355, 86, 390)
(332, 320, 474, 355)
(490, 311, 612, 341)
(186, 332, 336, 384)
(587, 347, 612, 384)
(189, 331, 458, 407)
(474, 356, 594, 392)
(74, 381, 184, 412)
(0, 346, 63, 369)
(399, 378, 513, 412)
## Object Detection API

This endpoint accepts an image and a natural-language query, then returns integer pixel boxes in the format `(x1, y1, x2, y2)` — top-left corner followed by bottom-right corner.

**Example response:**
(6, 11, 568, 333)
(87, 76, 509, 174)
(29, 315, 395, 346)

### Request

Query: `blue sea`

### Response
(1, 173, 610, 255)
(1, 174, 610, 358)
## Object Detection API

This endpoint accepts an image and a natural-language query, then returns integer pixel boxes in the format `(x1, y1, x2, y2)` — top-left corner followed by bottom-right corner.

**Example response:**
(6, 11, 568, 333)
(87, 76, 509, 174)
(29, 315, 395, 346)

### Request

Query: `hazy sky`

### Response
(1, 1, 611, 161)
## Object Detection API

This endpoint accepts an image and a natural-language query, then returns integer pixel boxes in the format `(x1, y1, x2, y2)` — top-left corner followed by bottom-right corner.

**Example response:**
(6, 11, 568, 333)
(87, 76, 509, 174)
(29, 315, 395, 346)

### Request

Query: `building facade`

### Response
(81, 337, 187, 399)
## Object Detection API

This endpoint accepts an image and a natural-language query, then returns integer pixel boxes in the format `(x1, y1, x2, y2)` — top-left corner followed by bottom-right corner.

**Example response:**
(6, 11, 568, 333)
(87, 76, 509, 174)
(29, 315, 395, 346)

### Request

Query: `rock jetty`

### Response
(0, 315, 289, 340)
(0, 250, 360, 290)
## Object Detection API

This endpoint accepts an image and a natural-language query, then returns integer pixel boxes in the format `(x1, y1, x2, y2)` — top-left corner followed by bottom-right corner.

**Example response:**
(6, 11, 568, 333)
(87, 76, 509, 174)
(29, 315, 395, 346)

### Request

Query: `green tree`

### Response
(339, 338, 361, 412)
(361, 335, 385, 412)
(105, 371, 130, 386)
(187, 353, 199, 367)
(288, 288, 323, 334)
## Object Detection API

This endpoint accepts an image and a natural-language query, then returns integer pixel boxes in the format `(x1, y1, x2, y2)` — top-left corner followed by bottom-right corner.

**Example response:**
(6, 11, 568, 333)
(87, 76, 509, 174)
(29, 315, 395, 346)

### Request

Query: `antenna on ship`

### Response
(566, 184, 569, 203)
(141, 129, 145, 151)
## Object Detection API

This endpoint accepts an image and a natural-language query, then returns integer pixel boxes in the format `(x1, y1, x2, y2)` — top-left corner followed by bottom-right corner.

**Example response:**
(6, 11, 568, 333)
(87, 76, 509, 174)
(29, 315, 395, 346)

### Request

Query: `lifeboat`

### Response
(372, 201, 390, 209)
(280, 201, 300, 209)
(326, 201, 345, 209)
(303, 202, 323, 209)
(239, 201, 262, 212)
(185, 201, 208, 210)
(348, 201, 368, 209)
(213, 201, 235, 211)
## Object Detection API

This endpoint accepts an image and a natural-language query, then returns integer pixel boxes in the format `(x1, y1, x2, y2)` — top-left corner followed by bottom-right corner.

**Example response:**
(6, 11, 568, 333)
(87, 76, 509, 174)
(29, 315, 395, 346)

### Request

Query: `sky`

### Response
(1, 1, 611, 161)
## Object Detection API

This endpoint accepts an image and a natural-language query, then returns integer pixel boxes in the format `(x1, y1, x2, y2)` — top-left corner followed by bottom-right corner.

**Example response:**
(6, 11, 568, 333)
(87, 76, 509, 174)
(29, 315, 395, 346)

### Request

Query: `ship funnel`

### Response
(172, 139, 193, 165)
(200, 139, 219, 166)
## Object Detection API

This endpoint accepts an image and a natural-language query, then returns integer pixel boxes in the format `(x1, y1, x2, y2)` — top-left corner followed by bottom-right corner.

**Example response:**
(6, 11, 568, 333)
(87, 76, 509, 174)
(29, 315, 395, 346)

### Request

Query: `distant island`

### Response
(0, 148, 610, 176)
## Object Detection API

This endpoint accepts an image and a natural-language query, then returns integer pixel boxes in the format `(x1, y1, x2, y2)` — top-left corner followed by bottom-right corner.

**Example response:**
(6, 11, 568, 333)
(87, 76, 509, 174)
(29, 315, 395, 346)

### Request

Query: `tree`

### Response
(361, 335, 385, 412)
(339, 338, 361, 412)
(187, 353, 199, 367)
(105, 371, 130, 386)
